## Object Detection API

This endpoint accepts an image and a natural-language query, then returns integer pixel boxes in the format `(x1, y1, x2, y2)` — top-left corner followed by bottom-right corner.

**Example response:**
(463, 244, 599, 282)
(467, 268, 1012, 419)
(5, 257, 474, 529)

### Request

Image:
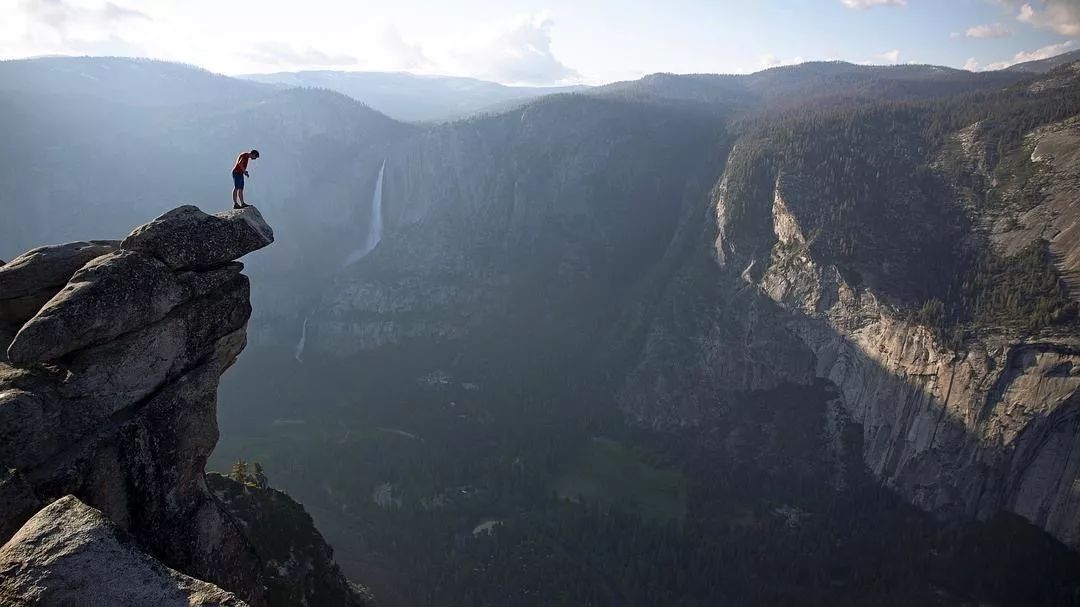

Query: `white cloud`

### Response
(759, 54, 805, 69)
(452, 14, 579, 84)
(0, 3, 581, 84)
(840, 0, 907, 8)
(379, 26, 429, 70)
(967, 39, 1076, 70)
(1017, 0, 1080, 36)
(10, 0, 151, 57)
(964, 23, 1013, 38)
(24, 0, 150, 32)
(879, 49, 901, 63)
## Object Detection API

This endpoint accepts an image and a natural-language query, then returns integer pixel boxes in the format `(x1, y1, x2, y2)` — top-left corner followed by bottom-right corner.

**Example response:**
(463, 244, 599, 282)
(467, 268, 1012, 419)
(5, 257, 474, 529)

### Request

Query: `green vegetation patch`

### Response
(914, 238, 1078, 339)
(554, 436, 687, 523)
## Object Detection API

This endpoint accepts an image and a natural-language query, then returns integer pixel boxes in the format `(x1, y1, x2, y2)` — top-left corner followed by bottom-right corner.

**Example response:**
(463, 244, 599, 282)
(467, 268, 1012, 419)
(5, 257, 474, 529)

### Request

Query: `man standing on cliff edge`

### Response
(231, 149, 260, 209)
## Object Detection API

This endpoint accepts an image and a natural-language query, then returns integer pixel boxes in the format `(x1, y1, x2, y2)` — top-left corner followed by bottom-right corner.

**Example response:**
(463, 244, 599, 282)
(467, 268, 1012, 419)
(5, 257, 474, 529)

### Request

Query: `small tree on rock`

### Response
(230, 459, 249, 483)
(252, 461, 269, 489)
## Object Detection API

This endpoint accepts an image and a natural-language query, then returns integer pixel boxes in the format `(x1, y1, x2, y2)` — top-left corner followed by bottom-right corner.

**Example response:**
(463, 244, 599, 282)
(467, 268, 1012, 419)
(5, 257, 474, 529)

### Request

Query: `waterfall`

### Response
(296, 159, 386, 363)
(294, 315, 310, 363)
(342, 159, 386, 267)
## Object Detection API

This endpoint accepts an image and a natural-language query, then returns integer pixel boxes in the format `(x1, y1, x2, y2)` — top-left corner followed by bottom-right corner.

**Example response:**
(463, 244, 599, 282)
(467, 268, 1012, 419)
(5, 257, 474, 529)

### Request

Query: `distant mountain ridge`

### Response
(241, 70, 586, 122)
(1006, 49, 1080, 74)
(0, 56, 275, 105)
(240, 59, 1040, 126)
(595, 61, 1028, 108)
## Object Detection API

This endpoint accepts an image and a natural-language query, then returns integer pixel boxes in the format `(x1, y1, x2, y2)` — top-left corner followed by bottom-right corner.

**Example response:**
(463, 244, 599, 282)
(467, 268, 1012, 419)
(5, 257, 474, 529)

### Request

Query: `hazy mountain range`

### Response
(241, 70, 586, 122)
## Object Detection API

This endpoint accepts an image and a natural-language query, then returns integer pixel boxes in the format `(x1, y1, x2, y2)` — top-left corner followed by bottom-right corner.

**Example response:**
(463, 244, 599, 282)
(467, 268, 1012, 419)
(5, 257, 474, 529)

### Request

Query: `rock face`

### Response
(207, 474, 372, 607)
(294, 97, 726, 360)
(0, 206, 364, 605)
(0, 496, 248, 607)
(7, 252, 245, 364)
(995, 116, 1080, 293)
(0, 241, 118, 333)
(756, 229, 1080, 542)
(0, 240, 119, 299)
(703, 154, 1080, 547)
(121, 205, 275, 271)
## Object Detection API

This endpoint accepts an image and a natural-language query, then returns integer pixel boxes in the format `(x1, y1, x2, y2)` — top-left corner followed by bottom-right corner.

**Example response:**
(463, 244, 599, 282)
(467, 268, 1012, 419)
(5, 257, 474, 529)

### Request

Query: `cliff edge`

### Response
(0, 206, 365, 606)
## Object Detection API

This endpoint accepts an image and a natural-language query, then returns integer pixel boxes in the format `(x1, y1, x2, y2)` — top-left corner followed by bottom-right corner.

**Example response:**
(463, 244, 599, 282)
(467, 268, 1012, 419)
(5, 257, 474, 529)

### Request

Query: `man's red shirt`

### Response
(233, 152, 252, 174)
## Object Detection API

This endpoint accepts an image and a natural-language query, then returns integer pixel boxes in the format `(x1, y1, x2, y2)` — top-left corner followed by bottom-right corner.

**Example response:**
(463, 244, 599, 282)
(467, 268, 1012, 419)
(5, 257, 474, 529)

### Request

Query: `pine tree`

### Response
(252, 461, 269, 489)
(230, 459, 248, 483)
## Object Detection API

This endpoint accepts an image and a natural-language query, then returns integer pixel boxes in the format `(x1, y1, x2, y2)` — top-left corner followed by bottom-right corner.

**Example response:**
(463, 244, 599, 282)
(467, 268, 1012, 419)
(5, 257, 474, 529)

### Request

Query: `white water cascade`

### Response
(342, 159, 386, 267)
(295, 159, 386, 364)
(293, 315, 310, 363)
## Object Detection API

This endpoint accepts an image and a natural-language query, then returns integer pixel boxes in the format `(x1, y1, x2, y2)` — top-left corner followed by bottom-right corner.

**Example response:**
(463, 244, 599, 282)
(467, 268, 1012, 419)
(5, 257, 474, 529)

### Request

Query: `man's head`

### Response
(250, 149, 260, 159)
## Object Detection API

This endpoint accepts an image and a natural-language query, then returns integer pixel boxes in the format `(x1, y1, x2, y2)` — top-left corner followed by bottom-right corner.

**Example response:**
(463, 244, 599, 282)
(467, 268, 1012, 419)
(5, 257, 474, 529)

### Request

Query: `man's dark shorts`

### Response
(232, 171, 245, 190)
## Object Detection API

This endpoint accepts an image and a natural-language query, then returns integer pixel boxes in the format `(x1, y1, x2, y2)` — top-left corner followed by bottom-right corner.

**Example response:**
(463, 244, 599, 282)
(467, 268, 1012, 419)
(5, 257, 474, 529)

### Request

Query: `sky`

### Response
(0, 0, 1078, 85)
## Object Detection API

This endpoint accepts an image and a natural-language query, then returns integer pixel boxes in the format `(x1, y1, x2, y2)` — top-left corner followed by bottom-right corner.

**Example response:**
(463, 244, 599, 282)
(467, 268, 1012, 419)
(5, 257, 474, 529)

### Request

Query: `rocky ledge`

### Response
(0, 206, 365, 606)
(0, 496, 246, 606)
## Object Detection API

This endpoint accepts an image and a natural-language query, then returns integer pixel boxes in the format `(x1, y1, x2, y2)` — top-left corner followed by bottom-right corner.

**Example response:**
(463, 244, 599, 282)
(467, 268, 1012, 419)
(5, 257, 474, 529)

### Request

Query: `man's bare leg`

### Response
(232, 187, 239, 207)
(238, 188, 247, 207)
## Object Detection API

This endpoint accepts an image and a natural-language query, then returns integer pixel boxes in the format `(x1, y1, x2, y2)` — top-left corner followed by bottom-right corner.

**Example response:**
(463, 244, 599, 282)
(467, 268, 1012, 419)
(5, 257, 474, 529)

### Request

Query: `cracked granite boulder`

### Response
(0, 241, 118, 333)
(0, 496, 248, 607)
(121, 205, 275, 270)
